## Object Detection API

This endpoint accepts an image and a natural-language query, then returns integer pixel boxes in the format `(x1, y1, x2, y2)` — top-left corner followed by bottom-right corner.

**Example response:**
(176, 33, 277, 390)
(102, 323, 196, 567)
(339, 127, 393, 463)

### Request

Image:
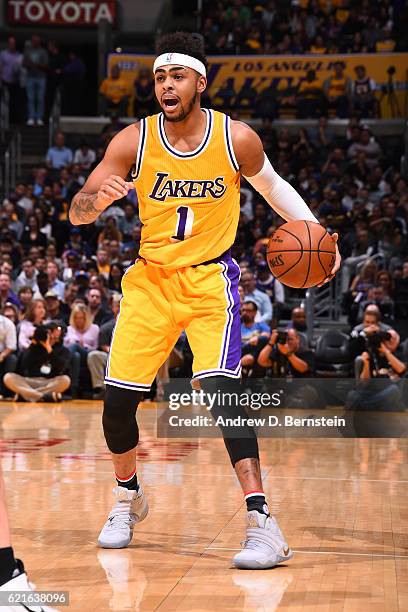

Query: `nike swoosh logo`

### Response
(283, 547, 290, 556)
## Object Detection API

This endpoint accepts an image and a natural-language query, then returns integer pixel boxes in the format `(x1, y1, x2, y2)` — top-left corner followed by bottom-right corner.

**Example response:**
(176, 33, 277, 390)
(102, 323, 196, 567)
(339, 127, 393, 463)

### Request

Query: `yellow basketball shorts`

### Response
(105, 250, 241, 391)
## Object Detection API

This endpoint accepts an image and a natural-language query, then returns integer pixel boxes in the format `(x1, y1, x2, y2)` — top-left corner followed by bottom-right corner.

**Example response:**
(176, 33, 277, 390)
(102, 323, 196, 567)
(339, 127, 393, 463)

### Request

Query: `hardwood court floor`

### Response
(1, 399, 408, 611)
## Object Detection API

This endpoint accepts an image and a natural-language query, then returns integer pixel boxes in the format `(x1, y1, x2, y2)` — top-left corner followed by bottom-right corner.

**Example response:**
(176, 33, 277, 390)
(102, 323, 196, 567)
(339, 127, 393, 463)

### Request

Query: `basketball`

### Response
(267, 220, 336, 288)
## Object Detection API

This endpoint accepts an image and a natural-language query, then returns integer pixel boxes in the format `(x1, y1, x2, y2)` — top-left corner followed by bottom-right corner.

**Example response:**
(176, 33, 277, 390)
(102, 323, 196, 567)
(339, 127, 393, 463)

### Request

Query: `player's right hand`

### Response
(97, 175, 134, 207)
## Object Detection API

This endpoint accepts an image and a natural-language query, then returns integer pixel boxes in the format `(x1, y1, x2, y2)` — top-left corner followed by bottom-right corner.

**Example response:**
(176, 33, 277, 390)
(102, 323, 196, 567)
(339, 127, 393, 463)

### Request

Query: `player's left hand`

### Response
(317, 232, 341, 287)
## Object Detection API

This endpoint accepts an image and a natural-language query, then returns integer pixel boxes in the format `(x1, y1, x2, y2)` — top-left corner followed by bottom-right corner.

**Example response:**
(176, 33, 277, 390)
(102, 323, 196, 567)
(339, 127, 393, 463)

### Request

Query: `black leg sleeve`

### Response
(102, 386, 143, 454)
(200, 376, 259, 466)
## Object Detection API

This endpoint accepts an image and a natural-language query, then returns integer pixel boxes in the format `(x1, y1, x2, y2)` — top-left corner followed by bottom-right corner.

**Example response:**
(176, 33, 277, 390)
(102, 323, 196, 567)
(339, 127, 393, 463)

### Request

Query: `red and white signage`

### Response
(8, 0, 116, 27)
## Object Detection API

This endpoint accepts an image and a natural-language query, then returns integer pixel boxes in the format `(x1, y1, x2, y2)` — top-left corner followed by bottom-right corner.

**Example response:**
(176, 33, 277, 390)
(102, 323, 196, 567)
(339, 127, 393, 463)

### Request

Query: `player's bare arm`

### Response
(69, 123, 139, 226)
(231, 120, 341, 281)
(231, 120, 265, 177)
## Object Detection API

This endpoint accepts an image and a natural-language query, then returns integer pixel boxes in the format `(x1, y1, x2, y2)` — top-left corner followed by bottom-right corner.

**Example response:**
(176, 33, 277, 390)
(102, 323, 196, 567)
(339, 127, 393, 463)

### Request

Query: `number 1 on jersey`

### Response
(171, 206, 194, 241)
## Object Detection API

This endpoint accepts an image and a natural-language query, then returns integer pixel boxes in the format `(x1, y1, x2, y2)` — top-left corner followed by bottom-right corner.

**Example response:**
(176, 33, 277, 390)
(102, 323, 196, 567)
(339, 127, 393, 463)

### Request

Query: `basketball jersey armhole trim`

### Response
(132, 118, 147, 181)
(157, 108, 213, 159)
(224, 115, 239, 172)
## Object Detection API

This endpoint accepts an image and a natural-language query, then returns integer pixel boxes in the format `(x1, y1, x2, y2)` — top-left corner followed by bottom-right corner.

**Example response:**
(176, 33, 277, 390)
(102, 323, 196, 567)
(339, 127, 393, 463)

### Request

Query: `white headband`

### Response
(153, 53, 206, 77)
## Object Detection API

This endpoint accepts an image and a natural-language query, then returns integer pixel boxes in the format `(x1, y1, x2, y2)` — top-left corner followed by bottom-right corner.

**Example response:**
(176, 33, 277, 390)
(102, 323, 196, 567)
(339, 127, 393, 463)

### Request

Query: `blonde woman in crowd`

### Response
(64, 303, 99, 352)
(64, 303, 99, 395)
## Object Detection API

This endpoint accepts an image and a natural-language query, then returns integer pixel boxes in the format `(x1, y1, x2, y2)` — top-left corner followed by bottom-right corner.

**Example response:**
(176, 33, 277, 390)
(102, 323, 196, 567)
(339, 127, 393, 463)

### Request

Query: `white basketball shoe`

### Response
(233, 510, 293, 570)
(98, 484, 149, 549)
(0, 559, 59, 611)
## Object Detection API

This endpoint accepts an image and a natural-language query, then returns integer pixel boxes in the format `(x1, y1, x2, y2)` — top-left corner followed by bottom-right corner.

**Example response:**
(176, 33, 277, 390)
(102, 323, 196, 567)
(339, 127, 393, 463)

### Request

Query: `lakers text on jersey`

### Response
(132, 109, 240, 268)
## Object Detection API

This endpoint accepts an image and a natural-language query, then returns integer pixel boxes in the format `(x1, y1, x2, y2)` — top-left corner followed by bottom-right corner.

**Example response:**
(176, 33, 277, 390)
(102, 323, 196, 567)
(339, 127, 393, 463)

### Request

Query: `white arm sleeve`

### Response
(243, 154, 319, 223)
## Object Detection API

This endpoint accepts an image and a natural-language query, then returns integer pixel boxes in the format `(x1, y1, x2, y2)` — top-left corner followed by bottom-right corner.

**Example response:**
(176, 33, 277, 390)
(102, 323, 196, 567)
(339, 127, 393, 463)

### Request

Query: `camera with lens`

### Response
(32, 324, 49, 343)
(365, 330, 391, 352)
(276, 329, 288, 345)
(350, 329, 391, 356)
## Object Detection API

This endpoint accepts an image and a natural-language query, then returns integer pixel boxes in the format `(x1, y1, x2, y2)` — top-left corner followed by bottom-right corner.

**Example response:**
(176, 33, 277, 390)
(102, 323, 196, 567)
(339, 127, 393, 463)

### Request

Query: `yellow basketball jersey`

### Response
(328, 76, 347, 97)
(132, 109, 240, 268)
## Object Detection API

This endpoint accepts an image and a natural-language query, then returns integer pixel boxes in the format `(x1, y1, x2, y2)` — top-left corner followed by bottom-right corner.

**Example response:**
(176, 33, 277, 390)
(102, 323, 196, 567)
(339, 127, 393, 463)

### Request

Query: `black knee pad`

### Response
(200, 376, 259, 466)
(103, 386, 143, 454)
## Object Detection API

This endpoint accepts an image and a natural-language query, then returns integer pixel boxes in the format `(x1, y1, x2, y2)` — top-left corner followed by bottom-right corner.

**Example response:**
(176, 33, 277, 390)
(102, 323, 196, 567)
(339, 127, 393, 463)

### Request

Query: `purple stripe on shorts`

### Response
(220, 255, 241, 372)
(219, 262, 232, 368)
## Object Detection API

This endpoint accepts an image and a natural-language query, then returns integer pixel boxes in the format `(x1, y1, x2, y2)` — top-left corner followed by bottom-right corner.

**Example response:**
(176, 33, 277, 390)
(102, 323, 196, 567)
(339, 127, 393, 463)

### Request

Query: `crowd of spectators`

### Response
(0, 35, 86, 125)
(0, 111, 144, 400)
(123, 49, 384, 122)
(0, 9, 407, 406)
(200, 0, 405, 119)
(107, 42, 386, 121)
(202, 0, 406, 55)
(232, 115, 407, 326)
(2, 0, 407, 125)
(0, 35, 158, 124)
(211, 61, 380, 119)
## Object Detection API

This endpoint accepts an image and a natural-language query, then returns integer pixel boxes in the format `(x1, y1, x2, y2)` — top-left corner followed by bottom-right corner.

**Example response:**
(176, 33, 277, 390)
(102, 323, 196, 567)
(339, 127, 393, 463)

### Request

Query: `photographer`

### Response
(353, 304, 390, 331)
(349, 306, 406, 410)
(359, 335, 405, 380)
(3, 322, 70, 402)
(258, 328, 313, 377)
(352, 304, 402, 374)
(258, 328, 319, 408)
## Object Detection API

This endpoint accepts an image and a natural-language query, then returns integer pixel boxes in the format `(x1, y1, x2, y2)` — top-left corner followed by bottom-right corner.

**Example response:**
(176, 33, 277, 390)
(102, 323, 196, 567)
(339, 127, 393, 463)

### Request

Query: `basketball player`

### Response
(0, 467, 57, 611)
(69, 32, 340, 569)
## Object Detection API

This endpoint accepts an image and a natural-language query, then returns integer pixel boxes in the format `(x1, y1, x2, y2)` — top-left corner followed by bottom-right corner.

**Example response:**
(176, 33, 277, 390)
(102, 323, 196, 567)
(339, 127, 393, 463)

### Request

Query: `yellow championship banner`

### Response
(107, 53, 408, 118)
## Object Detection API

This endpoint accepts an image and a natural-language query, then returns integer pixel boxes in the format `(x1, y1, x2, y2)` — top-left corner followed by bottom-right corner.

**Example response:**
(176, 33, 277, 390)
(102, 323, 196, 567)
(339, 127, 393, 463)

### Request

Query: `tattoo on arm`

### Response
(70, 192, 101, 225)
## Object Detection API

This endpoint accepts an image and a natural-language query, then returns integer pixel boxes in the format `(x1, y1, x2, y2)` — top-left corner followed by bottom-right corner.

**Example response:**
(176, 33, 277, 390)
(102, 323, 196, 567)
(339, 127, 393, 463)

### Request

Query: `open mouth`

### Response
(163, 97, 179, 110)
